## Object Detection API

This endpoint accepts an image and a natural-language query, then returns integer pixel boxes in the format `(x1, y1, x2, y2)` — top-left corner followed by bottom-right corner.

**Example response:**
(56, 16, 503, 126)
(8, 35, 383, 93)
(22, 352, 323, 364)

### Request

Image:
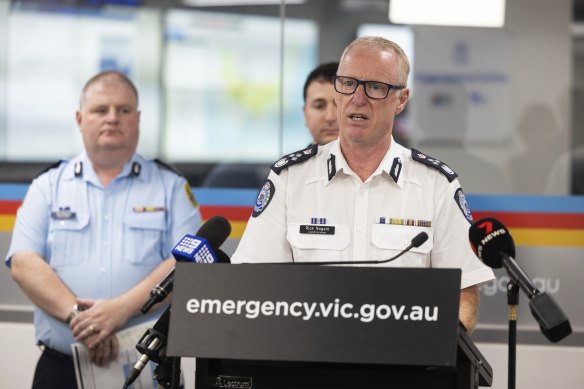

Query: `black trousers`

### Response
(32, 346, 78, 389)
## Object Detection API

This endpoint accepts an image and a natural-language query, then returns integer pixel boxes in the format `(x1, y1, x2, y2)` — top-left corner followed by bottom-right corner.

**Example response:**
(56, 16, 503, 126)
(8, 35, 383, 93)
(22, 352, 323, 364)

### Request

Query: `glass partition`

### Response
(0, 0, 576, 195)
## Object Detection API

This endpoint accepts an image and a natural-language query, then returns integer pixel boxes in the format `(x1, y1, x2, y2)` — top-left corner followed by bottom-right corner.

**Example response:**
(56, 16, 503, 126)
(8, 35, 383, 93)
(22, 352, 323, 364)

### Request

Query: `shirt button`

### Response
(100, 268, 106, 273)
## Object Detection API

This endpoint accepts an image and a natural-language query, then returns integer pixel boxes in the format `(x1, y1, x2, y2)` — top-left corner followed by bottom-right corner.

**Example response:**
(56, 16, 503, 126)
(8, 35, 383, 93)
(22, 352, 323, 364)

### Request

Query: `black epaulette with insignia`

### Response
(154, 159, 184, 177)
(271, 143, 318, 175)
(411, 148, 458, 182)
(35, 160, 66, 179)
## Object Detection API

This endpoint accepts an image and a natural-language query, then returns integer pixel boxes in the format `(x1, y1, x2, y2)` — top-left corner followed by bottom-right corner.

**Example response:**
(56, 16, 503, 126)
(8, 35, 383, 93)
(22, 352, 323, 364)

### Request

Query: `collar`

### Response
(62, 152, 146, 184)
(324, 137, 405, 189)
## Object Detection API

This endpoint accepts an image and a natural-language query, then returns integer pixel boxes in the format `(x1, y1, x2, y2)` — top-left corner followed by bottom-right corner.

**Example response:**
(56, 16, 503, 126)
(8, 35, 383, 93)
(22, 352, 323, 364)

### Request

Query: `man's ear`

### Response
(395, 88, 410, 115)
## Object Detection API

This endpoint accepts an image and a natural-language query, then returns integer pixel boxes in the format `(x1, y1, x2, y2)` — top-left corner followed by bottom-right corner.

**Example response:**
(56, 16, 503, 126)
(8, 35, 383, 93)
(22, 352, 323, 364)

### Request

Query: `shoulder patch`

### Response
(154, 159, 184, 177)
(35, 160, 66, 178)
(271, 143, 318, 175)
(454, 188, 473, 224)
(184, 183, 199, 209)
(253, 179, 275, 217)
(411, 148, 458, 182)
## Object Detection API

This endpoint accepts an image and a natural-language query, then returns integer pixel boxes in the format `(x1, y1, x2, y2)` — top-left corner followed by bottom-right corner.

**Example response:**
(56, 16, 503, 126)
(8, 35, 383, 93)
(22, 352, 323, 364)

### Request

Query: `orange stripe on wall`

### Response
(0, 215, 15, 232)
(509, 227, 584, 247)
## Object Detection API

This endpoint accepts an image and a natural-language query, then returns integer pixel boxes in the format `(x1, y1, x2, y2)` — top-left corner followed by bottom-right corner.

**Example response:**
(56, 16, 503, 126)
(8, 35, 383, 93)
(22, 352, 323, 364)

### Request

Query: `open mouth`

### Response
(349, 114, 368, 121)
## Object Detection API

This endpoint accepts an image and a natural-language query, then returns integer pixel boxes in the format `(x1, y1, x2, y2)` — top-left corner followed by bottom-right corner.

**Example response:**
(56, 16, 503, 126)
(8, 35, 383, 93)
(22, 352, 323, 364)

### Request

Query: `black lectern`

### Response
(168, 263, 492, 389)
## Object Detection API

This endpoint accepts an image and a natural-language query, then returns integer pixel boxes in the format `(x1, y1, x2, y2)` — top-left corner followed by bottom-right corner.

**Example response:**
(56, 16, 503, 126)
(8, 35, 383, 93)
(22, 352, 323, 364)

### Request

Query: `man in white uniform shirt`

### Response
(232, 36, 494, 332)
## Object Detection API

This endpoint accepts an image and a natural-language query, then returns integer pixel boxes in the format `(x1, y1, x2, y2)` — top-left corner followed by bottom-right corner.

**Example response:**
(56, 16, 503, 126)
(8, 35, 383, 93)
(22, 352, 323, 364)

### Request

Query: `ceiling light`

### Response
(389, 0, 505, 28)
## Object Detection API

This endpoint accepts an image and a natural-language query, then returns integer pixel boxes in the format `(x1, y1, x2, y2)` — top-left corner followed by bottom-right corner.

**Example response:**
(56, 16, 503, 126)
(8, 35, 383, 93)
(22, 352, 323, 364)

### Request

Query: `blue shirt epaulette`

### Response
(271, 143, 318, 175)
(411, 148, 458, 182)
(154, 159, 184, 177)
(35, 160, 67, 179)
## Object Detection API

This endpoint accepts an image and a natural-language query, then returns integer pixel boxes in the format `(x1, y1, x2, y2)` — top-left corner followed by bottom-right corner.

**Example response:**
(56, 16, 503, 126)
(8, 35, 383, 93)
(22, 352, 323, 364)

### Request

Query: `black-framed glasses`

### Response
(333, 75, 405, 100)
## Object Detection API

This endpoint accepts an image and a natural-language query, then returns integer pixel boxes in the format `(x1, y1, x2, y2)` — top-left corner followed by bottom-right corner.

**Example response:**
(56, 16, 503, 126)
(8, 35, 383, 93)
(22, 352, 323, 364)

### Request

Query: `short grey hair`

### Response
(79, 70, 139, 108)
(340, 36, 410, 86)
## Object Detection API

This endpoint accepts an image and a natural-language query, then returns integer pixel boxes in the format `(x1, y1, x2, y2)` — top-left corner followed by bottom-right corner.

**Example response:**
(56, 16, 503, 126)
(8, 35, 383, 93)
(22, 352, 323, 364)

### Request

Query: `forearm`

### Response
(10, 250, 76, 322)
(459, 285, 479, 333)
(111, 257, 176, 320)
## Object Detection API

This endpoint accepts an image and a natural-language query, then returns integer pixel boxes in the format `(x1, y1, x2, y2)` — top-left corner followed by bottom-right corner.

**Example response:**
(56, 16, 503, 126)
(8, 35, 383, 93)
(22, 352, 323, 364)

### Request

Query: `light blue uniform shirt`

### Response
(6, 152, 202, 354)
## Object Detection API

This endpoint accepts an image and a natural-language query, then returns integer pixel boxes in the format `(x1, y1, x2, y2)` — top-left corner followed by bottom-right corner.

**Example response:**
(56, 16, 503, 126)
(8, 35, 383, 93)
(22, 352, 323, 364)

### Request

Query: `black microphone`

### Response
(239, 231, 428, 265)
(141, 216, 232, 314)
(469, 217, 572, 342)
(126, 217, 232, 388)
(123, 306, 171, 389)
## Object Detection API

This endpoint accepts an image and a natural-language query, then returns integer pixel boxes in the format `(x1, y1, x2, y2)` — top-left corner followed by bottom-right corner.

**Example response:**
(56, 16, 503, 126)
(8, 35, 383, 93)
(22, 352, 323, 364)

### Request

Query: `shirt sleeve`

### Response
(5, 175, 52, 267)
(165, 176, 203, 256)
(430, 178, 495, 289)
(231, 169, 293, 263)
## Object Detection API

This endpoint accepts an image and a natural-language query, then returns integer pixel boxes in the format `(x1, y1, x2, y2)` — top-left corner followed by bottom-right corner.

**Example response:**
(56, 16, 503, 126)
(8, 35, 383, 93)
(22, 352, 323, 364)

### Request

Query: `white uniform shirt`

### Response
(232, 139, 494, 289)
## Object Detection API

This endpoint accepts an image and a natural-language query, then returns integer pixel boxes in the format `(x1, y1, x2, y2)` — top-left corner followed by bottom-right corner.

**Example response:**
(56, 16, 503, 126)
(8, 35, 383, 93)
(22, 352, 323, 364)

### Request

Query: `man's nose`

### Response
(352, 84, 368, 104)
(326, 103, 337, 122)
(105, 109, 119, 122)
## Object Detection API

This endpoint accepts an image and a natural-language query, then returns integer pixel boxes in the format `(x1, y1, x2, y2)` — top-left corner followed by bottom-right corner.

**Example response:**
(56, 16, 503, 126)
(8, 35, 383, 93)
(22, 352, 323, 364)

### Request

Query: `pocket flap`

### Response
(124, 212, 166, 231)
(371, 224, 433, 254)
(287, 223, 350, 251)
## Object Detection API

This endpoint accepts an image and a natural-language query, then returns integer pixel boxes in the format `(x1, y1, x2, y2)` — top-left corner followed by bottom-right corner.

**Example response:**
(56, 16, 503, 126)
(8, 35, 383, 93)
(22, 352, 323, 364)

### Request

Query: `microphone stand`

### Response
(124, 306, 182, 389)
(506, 281, 519, 389)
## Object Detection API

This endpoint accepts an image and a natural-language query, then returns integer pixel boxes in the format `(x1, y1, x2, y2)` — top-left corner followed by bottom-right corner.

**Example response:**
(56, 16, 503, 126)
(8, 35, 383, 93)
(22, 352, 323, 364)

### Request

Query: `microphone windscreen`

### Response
(411, 232, 429, 248)
(468, 217, 515, 268)
(195, 216, 232, 250)
(215, 249, 231, 264)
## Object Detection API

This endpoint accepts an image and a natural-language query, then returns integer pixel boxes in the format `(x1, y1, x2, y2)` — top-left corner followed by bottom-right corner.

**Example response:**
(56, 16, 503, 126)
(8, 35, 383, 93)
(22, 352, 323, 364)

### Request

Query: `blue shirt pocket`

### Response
(49, 213, 90, 267)
(123, 212, 167, 266)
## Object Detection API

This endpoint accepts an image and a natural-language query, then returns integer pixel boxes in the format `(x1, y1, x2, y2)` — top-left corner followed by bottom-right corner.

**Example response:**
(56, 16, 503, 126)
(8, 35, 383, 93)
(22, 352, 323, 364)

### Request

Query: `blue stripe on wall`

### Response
(466, 195, 584, 213)
(2, 184, 584, 212)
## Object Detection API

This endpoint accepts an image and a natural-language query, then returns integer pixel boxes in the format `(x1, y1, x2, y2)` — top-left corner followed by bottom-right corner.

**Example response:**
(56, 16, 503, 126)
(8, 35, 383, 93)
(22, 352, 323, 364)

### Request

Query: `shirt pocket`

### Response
(49, 213, 90, 267)
(287, 223, 350, 262)
(371, 224, 433, 267)
(124, 212, 167, 266)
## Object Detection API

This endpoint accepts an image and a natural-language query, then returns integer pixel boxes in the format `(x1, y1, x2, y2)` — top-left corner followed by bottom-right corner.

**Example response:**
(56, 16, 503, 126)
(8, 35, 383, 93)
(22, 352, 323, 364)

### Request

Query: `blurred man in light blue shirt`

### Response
(6, 70, 202, 389)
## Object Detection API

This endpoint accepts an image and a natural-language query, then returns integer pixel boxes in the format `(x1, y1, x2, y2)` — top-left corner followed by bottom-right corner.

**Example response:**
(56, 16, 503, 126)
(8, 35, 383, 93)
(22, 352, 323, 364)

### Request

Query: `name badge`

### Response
(299, 225, 335, 235)
(51, 207, 76, 220)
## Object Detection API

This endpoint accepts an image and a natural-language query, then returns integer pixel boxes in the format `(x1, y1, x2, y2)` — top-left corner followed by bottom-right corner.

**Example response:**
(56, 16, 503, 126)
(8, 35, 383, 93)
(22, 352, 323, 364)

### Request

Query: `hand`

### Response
(70, 298, 132, 349)
(89, 335, 119, 367)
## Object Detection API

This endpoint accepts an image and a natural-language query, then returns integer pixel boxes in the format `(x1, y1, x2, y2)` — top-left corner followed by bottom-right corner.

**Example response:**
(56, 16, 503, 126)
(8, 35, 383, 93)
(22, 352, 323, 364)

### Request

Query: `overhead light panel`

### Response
(389, 0, 505, 28)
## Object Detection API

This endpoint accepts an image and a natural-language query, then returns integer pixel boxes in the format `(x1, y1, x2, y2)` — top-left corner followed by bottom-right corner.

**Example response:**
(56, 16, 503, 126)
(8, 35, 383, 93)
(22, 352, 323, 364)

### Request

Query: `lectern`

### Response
(168, 263, 492, 389)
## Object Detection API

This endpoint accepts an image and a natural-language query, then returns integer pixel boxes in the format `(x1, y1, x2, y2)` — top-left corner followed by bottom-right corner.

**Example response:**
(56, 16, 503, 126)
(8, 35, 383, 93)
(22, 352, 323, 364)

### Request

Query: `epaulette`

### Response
(154, 159, 184, 177)
(271, 143, 318, 175)
(411, 148, 458, 182)
(35, 160, 66, 179)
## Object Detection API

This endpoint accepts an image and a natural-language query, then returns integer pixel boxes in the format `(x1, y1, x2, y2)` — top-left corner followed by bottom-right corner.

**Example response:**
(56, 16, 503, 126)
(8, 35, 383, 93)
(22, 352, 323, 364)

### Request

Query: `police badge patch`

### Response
(454, 188, 473, 224)
(253, 179, 275, 217)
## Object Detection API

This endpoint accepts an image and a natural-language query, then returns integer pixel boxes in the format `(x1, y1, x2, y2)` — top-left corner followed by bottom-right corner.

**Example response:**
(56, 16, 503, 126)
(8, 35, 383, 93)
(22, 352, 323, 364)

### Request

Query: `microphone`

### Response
(239, 231, 428, 265)
(126, 217, 232, 388)
(301, 231, 428, 265)
(140, 216, 232, 314)
(123, 306, 171, 389)
(469, 217, 572, 342)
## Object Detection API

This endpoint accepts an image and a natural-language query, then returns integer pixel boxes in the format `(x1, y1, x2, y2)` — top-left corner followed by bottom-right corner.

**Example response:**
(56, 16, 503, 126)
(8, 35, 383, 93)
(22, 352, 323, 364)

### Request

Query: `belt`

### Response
(39, 342, 73, 360)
